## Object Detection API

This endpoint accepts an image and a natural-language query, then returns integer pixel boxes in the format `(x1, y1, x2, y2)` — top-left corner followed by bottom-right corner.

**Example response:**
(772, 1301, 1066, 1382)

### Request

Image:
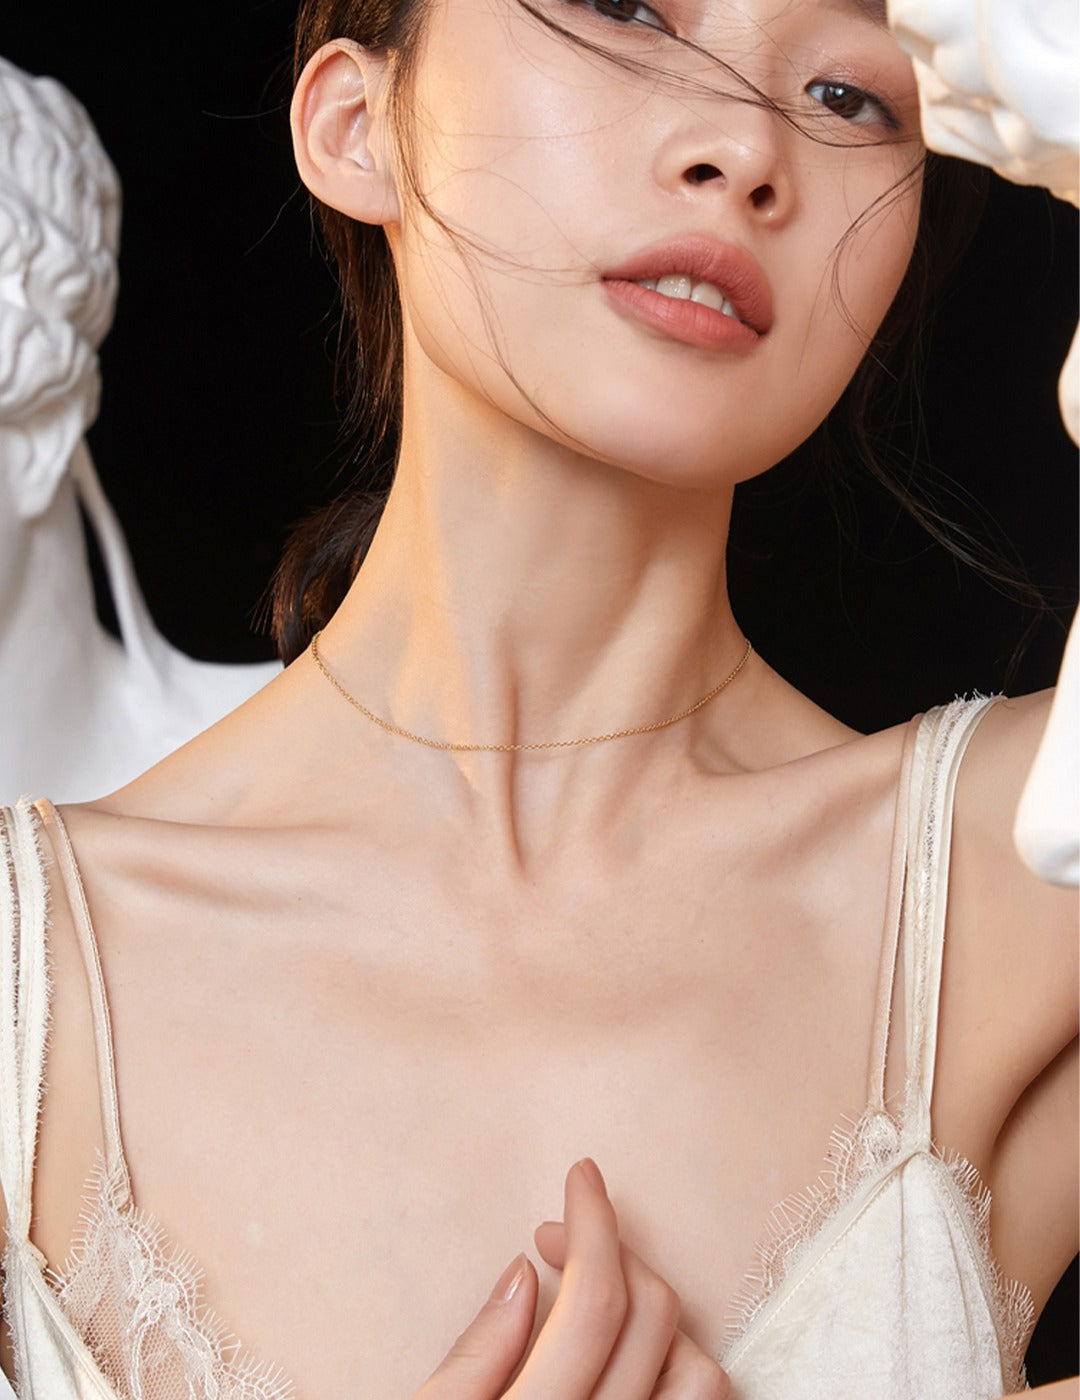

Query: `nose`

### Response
(654, 99, 794, 224)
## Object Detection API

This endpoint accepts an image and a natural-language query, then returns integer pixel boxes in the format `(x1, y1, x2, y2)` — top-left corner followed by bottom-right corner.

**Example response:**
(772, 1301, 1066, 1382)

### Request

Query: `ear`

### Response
(291, 40, 400, 226)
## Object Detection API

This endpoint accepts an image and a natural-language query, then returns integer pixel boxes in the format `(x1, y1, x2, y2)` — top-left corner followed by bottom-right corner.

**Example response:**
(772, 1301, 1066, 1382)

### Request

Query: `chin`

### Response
(528, 350, 849, 486)
(566, 429, 775, 494)
(544, 400, 816, 493)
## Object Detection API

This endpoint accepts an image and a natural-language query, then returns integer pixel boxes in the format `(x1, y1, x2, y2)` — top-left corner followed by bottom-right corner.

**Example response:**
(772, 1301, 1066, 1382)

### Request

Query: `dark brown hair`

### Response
(272, 0, 991, 663)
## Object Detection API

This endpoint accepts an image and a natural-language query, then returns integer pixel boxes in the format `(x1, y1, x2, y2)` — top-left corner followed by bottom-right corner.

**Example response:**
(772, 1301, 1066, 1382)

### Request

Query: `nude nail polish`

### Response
(491, 1253, 527, 1303)
(576, 1157, 606, 1193)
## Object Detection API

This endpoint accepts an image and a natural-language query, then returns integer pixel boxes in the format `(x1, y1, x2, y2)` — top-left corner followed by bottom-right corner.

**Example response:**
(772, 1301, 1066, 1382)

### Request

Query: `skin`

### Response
(3, 0, 1076, 1396)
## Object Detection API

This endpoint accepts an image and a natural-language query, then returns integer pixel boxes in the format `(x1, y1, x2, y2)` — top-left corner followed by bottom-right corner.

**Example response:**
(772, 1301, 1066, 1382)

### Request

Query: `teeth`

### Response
(636, 275, 742, 322)
(655, 274, 694, 300)
(690, 282, 726, 313)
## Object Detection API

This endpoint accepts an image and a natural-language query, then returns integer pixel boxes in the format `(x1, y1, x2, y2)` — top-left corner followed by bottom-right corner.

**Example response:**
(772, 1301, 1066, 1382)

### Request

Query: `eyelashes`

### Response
(804, 80, 900, 132)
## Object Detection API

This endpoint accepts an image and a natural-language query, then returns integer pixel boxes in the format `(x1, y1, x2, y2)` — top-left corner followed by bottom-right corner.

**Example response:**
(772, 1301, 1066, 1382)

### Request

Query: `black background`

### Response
(4, 0, 1077, 1380)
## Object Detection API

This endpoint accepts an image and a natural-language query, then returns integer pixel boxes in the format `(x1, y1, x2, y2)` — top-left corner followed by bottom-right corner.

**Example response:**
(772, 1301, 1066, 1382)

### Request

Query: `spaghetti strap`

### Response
(34, 800, 132, 1204)
(0, 802, 52, 1244)
(900, 697, 1002, 1149)
(865, 713, 922, 1112)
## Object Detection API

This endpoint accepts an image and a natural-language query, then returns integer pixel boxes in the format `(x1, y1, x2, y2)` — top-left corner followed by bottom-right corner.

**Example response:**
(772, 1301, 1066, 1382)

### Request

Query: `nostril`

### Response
(750, 183, 775, 211)
(685, 162, 723, 185)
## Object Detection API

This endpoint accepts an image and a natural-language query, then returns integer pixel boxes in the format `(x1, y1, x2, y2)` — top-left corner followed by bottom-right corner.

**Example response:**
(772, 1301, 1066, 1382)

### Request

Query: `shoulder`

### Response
(953, 690, 1058, 828)
(950, 691, 1076, 993)
(946, 690, 1077, 1068)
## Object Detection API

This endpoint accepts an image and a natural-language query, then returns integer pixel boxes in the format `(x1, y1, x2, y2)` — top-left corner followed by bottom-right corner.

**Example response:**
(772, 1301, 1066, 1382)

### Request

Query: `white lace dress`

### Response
(0, 700, 1033, 1399)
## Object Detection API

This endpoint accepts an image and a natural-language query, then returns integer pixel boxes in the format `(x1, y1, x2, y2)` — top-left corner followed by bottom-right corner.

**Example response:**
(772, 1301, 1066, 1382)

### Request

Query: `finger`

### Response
(537, 1220, 684, 1400)
(511, 1159, 626, 1399)
(533, 1218, 565, 1267)
(587, 1241, 682, 1400)
(535, 1220, 728, 1400)
(652, 1331, 732, 1400)
(414, 1254, 537, 1400)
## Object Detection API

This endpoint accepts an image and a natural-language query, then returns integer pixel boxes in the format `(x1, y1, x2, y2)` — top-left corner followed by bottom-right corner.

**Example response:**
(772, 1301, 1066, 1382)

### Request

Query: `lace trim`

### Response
(719, 1107, 1034, 1389)
(941, 1148, 1035, 1390)
(50, 1155, 295, 1400)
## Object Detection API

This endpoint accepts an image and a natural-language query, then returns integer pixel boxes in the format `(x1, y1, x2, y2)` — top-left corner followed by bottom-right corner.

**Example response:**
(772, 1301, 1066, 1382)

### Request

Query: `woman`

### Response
(0, 0, 1076, 1395)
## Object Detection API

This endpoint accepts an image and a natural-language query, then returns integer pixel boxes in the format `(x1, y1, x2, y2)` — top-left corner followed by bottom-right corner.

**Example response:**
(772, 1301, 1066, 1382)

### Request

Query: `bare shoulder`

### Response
(948, 690, 1077, 1071)
(955, 690, 1060, 827)
(56, 661, 331, 886)
(952, 691, 1077, 979)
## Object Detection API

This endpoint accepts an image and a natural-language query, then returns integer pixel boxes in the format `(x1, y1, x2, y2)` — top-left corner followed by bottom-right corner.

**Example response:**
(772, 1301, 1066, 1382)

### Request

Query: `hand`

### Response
(414, 1158, 730, 1399)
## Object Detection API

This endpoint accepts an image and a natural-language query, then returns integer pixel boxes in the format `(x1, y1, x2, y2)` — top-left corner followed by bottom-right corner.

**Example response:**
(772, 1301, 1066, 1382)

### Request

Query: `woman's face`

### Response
(388, 0, 924, 486)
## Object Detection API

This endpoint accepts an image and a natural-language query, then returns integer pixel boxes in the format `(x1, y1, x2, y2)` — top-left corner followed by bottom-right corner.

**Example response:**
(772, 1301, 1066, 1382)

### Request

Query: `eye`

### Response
(581, 0, 673, 31)
(806, 80, 898, 130)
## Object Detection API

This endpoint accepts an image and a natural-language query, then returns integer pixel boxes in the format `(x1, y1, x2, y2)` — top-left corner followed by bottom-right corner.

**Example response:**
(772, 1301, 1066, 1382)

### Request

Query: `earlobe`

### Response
(291, 41, 400, 226)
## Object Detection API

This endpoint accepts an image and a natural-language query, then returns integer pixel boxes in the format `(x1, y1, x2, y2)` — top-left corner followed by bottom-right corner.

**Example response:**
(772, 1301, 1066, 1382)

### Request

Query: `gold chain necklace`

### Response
(309, 630, 753, 753)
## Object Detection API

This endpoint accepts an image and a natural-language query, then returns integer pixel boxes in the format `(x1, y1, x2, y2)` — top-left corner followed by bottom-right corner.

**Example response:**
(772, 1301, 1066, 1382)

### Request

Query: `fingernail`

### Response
(491, 1253, 527, 1303)
(576, 1157, 606, 1193)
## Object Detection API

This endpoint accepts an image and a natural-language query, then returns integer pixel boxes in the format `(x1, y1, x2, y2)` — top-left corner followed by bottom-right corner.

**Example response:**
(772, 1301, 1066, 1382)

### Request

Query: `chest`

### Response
(96, 888, 883, 1399)
(37, 780, 905, 1400)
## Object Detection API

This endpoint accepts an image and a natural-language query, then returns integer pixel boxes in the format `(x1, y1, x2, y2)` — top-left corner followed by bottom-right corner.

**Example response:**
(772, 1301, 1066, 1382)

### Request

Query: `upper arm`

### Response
(953, 691, 1079, 1075)
(991, 1035, 1078, 1316)
(937, 691, 1079, 1309)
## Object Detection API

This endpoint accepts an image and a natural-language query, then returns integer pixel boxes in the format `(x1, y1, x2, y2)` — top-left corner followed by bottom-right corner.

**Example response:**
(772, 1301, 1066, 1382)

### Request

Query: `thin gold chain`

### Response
(309, 630, 753, 753)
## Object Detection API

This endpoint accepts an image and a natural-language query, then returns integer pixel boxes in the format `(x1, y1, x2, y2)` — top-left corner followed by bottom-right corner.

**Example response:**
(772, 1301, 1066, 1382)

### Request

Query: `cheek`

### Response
(391, 10, 631, 399)
(409, 0, 628, 182)
(402, 0, 654, 250)
(835, 181, 922, 340)
(793, 159, 922, 397)
(737, 163, 921, 467)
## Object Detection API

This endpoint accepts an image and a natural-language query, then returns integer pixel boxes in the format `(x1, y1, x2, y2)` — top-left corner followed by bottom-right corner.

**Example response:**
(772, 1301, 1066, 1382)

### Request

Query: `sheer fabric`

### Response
(0, 699, 1032, 1399)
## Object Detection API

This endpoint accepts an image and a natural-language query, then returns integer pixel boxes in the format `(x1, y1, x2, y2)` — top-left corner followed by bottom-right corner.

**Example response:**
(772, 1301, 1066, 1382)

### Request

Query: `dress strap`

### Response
(900, 697, 1002, 1149)
(0, 801, 52, 1243)
(34, 800, 132, 1201)
(865, 713, 922, 1112)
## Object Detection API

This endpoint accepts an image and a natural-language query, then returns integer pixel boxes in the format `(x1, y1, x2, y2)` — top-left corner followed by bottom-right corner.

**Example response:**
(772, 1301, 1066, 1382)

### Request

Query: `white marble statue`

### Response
(0, 57, 279, 804)
(889, 0, 1080, 887)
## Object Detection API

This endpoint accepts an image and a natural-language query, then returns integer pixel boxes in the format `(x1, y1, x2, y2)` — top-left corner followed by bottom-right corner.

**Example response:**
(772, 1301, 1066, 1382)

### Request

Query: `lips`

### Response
(601, 235, 774, 337)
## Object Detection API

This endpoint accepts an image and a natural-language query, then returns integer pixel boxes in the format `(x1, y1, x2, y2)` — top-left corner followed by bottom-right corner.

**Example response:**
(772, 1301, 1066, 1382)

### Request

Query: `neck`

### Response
(318, 372, 755, 868)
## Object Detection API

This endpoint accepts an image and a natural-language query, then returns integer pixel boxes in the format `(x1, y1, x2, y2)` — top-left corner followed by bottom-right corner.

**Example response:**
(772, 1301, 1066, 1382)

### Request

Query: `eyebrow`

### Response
(824, 0, 888, 27)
